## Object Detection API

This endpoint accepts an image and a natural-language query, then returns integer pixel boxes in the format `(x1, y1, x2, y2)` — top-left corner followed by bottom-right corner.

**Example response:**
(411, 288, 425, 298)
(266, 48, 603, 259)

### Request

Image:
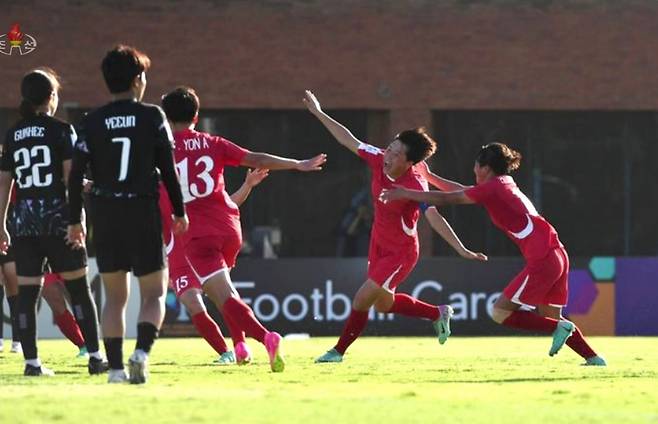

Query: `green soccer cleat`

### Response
(315, 348, 343, 363)
(77, 346, 89, 359)
(583, 355, 607, 366)
(549, 320, 575, 356)
(432, 305, 454, 345)
(216, 351, 236, 365)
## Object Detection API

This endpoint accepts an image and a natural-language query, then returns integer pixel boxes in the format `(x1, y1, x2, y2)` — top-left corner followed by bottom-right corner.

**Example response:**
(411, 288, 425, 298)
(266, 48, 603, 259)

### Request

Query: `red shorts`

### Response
(184, 232, 241, 285)
(166, 234, 202, 297)
(43, 272, 62, 287)
(367, 239, 419, 292)
(503, 247, 569, 307)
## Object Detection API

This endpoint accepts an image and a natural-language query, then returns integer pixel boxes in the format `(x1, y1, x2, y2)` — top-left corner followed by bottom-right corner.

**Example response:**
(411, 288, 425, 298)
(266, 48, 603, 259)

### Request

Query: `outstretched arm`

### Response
(303, 90, 362, 155)
(241, 152, 326, 171)
(380, 187, 474, 206)
(230, 168, 269, 207)
(424, 207, 487, 261)
(417, 161, 471, 192)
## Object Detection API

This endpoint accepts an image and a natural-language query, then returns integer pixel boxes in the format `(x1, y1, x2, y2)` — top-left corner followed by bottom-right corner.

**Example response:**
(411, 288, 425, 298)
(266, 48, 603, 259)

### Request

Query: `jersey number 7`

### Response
(111, 137, 131, 182)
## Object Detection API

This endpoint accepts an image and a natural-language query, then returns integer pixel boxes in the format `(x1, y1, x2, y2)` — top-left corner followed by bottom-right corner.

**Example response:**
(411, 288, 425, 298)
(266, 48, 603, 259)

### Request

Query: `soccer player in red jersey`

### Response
(160, 168, 269, 364)
(41, 272, 88, 356)
(380, 142, 606, 365)
(161, 86, 327, 372)
(303, 91, 486, 363)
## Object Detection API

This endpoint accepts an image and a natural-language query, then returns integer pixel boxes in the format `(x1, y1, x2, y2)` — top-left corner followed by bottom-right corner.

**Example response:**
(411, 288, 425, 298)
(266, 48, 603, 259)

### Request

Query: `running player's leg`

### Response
(536, 304, 599, 362)
(493, 249, 565, 333)
(536, 250, 603, 363)
(203, 271, 283, 371)
(41, 280, 85, 350)
(371, 251, 455, 344)
(1, 261, 21, 350)
(169, 239, 230, 359)
(493, 295, 558, 331)
(318, 248, 406, 362)
(376, 292, 438, 320)
(101, 271, 130, 377)
(204, 271, 266, 343)
(186, 234, 253, 365)
(331, 279, 386, 356)
(371, 251, 441, 322)
(178, 287, 230, 358)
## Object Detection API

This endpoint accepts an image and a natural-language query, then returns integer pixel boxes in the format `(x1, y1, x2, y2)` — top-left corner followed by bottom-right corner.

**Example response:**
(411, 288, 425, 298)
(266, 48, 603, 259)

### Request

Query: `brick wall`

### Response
(3, 1, 657, 256)
(3, 0, 658, 113)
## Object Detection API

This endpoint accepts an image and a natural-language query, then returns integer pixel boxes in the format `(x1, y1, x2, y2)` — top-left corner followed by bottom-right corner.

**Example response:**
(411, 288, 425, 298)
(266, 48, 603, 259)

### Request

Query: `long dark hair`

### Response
(476, 142, 522, 175)
(19, 67, 61, 118)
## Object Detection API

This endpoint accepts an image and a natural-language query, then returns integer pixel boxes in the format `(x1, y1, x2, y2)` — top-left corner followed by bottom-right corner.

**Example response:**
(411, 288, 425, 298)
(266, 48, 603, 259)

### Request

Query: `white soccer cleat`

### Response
(0, 339, 4, 352)
(11, 341, 22, 354)
(128, 350, 148, 384)
(107, 368, 128, 384)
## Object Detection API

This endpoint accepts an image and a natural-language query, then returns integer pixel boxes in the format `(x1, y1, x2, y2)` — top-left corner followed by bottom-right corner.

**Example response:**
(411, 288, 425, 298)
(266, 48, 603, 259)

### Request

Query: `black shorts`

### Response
(0, 245, 14, 266)
(89, 196, 164, 277)
(13, 236, 87, 277)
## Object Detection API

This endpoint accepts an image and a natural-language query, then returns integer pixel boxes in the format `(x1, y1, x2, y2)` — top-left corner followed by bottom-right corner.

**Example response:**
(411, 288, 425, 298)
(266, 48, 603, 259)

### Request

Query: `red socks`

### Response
(191, 312, 228, 355)
(222, 297, 267, 344)
(502, 311, 597, 359)
(566, 326, 597, 359)
(388, 293, 440, 321)
(54, 310, 85, 348)
(502, 311, 559, 333)
(222, 312, 246, 346)
(334, 309, 369, 355)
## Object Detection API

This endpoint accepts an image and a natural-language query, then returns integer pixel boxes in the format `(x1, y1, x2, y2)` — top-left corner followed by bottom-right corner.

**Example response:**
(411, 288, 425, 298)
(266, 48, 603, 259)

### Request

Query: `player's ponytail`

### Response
(19, 98, 37, 118)
(19, 67, 61, 119)
(476, 142, 522, 175)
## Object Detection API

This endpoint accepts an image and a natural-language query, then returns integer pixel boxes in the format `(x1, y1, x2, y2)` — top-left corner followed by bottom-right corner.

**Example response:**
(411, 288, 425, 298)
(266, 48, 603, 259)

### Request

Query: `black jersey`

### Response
(1, 114, 75, 236)
(68, 99, 185, 224)
(1, 115, 74, 200)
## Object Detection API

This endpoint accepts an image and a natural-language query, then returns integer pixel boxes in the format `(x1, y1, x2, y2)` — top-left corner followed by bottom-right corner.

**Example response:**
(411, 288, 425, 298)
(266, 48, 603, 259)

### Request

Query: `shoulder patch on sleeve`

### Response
(358, 143, 382, 155)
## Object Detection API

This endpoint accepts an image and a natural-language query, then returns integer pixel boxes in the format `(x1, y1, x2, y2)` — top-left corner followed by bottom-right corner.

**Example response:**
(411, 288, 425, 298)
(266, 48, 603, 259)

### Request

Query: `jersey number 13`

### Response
(175, 156, 215, 203)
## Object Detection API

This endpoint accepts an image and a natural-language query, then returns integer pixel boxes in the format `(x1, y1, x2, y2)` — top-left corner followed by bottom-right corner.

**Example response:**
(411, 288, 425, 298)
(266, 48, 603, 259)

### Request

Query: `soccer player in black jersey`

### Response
(0, 212, 21, 354)
(68, 45, 188, 384)
(0, 68, 106, 376)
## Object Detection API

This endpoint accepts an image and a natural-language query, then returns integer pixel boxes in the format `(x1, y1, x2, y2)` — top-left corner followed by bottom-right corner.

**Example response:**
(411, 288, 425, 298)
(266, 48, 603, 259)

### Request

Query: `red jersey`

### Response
(358, 143, 428, 250)
(464, 175, 562, 261)
(172, 129, 250, 238)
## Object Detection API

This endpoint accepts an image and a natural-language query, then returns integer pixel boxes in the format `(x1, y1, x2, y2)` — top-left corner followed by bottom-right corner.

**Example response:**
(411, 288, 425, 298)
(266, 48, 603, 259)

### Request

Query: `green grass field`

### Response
(1, 336, 657, 423)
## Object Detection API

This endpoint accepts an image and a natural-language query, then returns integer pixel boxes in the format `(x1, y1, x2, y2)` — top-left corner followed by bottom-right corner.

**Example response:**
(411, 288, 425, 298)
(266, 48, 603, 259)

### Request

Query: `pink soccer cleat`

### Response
(234, 341, 252, 366)
(264, 332, 285, 373)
